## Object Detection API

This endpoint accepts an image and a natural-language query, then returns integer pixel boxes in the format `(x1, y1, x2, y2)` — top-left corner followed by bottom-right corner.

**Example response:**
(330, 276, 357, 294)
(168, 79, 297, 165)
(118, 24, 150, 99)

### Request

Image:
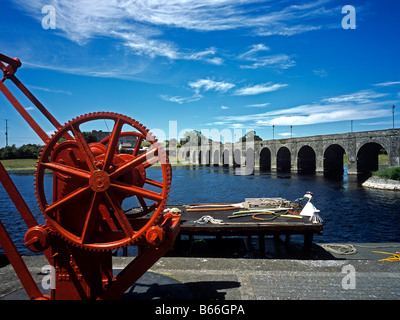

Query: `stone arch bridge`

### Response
(178, 129, 400, 174)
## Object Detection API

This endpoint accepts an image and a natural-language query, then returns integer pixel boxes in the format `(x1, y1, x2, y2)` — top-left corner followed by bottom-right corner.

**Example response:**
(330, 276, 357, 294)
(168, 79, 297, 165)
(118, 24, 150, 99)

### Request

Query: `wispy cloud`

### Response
(27, 84, 73, 95)
(373, 81, 400, 87)
(218, 102, 392, 127)
(213, 87, 396, 127)
(16, 0, 339, 64)
(246, 102, 271, 108)
(234, 83, 288, 96)
(313, 69, 328, 78)
(159, 94, 202, 104)
(321, 89, 388, 104)
(162, 79, 288, 103)
(188, 79, 235, 94)
(238, 44, 295, 70)
(238, 44, 270, 59)
(160, 78, 235, 104)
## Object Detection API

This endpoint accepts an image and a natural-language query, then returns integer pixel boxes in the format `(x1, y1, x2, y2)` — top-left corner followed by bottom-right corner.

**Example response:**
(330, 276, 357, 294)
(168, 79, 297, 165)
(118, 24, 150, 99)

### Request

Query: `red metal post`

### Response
(0, 220, 46, 300)
(0, 162, 38, 229)
(0, 80, 49, 143)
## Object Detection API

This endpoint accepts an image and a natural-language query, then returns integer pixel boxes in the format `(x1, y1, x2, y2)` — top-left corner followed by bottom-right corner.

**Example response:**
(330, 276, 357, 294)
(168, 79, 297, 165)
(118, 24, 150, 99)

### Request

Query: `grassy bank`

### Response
(373, 166, 400, 181)
(0, 157, 189, 171)
(0, 159, 37, 171)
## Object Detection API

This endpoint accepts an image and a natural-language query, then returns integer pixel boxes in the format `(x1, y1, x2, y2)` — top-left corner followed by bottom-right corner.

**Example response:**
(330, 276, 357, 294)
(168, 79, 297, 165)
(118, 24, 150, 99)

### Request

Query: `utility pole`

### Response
(5, 119, 9, 147)
(392, 105, 395, 129)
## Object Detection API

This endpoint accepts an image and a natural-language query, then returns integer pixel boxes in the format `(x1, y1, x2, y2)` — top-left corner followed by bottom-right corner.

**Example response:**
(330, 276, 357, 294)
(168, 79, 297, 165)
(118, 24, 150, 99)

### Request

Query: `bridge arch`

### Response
(233, 149, 241, 167)
(324, 144, 346, 174)
(298, 145, 316, 173)
(260, 147, 271, 171)
(213, 149, 220, 166)
(277, 147, 291, 172)
(222, 149, 230, 167)
(245, 147, 254, 171)
(206, 150, 211, 166)
(192, 150, 197, 164)
(357, 142, 387, 172)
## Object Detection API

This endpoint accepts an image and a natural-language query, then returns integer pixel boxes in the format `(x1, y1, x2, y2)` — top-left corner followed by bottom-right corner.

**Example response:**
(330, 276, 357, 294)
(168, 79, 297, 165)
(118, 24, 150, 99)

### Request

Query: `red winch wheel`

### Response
(34, 112, 172, 252)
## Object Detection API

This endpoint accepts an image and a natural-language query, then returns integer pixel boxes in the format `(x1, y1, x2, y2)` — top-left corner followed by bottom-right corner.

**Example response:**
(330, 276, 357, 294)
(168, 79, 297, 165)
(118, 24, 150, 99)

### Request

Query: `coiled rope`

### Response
(320, 243, 357, 255)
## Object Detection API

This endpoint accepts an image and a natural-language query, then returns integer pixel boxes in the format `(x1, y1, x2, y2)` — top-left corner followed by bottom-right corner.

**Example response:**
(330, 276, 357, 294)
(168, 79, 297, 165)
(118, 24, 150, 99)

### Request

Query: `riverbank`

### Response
(362, 175, 400, 191)
(0, 159, 37, 171)
(0, 157, 188, 171)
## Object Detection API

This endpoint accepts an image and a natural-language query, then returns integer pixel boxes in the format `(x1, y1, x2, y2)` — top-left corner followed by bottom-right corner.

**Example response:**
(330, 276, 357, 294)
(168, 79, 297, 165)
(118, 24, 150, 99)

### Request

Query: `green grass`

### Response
(343, 154, 388, 165)
(1, 159, 37, 171)
(0, 157, 189, 171)
(373, 166, 400, 181)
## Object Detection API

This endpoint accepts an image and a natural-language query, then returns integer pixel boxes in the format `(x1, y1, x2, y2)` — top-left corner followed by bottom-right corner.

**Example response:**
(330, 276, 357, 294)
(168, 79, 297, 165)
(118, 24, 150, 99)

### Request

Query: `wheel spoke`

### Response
(41, 162, 90, 180)
(145, 178, 164, 188)
(109, 147, 158, 179)
(103, 118, 124, 171)
(137, 196, 148, 212)
(110, 181, 163, 202)
(133, 135, 143, 156)
(45, 186, 91, 215)
(70, 123, 96, 171)
(104, 190, 134, 237)
(80, 192, 103, 243)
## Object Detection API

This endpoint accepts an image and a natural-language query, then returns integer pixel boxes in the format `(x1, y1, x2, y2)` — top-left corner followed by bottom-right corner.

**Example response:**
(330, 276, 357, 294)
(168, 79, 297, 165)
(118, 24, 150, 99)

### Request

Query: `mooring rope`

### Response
(320, 243, 357, 255)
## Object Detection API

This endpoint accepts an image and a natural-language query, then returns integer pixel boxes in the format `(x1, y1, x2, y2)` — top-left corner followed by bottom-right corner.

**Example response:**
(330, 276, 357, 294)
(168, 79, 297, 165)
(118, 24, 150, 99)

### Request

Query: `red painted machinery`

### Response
(0, 53, 180, 299)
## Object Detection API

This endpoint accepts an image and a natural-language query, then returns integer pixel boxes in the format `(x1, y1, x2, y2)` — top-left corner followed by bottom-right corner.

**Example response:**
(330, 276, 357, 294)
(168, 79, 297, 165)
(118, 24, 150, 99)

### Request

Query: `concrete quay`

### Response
(0, 242, 399, 300)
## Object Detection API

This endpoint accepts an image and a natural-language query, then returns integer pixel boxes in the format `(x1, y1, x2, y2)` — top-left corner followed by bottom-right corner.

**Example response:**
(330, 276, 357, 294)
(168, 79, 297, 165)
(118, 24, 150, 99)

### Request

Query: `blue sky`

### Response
(1, 0, 399, 146)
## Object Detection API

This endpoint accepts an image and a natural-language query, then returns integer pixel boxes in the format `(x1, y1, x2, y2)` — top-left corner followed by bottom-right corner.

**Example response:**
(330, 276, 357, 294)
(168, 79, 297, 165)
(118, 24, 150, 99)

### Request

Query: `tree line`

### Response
(0, 144, 43, 160)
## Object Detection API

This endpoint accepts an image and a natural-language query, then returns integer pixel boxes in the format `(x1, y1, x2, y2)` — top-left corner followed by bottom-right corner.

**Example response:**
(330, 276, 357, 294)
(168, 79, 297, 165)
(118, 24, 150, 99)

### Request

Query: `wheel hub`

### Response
(89, 170, 110, 192)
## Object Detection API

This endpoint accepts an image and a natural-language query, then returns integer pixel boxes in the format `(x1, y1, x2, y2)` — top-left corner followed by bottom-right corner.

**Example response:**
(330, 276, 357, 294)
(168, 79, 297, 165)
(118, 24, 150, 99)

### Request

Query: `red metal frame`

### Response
(0, 52, 180, 300)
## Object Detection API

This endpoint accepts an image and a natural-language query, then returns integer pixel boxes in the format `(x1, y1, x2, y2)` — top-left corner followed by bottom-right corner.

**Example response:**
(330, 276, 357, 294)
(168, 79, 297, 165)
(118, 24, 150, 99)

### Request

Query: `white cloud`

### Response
(238, 44, 270, 59)
(313, 69, 328, 78)
(221, 105, 229, 110)
(188, 79, 235, 94)
(246, 102, 271, 108)
(27, 84, 73, 95)
(215, 86, 396, 127)
(16, 0, 338, 63)
(257, 24, 321, 36)
(373, 81, 400, 87)
(321, 90, 388, 104)
(219, 102, 392, 127)
(185, 48, 224, 65)
(238, 44, 295, 70)
(240, 54, 295, 70)
(234, 83, 288, 96)
(159, 94, 202, 104)
(160, 78, 235, 104)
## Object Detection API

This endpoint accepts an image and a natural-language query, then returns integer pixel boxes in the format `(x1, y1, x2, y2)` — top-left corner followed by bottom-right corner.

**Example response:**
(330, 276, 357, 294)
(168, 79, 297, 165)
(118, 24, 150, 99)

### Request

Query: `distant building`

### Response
(91, 130, 138, 154)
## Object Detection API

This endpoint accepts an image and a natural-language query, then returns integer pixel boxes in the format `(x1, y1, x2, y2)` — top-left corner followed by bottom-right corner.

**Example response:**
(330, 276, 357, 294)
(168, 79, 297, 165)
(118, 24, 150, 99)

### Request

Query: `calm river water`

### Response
(1, 166, 399, 255)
